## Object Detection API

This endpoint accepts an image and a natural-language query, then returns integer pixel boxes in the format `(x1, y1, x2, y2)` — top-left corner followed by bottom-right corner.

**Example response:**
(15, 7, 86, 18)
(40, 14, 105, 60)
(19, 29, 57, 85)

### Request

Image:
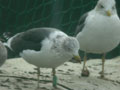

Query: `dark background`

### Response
(0, 0, 120, 59)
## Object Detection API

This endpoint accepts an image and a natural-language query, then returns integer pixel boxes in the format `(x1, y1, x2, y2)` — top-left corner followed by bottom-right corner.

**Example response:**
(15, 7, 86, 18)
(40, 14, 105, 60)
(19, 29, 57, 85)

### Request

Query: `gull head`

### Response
(62, 37, 81, 63)
(95, 0, 117, 16)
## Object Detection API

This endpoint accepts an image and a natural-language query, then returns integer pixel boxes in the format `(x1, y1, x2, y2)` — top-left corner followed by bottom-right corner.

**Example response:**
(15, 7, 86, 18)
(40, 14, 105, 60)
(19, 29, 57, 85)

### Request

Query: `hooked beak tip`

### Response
(73, 55, 81, 64)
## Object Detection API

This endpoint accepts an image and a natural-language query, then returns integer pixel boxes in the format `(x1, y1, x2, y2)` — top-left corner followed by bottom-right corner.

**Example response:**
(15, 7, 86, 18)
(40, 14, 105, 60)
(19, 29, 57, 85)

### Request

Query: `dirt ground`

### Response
(0, 57, 120, 90)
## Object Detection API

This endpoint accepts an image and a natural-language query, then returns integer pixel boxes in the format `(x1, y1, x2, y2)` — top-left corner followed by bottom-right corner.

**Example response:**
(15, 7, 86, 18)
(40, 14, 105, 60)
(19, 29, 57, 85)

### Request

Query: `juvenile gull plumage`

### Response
(5, 27, 81, 88)
(76, 0, 120, 78)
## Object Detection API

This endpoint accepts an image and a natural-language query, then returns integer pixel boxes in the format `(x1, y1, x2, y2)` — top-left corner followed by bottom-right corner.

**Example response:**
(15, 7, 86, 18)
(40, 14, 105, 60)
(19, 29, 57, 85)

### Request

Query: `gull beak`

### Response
(73, 55, 81, 64)
(106, 10, 111, 16)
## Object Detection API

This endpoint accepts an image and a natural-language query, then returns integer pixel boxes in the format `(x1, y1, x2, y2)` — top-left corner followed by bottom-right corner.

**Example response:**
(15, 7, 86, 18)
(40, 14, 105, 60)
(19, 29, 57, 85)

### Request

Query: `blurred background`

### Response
(0, 0, 120, 59)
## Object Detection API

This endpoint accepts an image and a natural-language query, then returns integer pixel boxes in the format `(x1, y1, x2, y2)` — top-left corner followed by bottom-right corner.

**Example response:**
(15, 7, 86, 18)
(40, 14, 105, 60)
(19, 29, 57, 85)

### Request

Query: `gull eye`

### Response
(99, 4, 104, 9)
(112, 6, 115, 10)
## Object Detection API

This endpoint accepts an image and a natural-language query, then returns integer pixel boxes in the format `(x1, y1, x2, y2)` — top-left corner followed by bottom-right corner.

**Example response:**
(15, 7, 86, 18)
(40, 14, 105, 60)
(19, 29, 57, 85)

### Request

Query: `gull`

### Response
(0, 41, 7, 67)
(75, 0, 120, 78)
(5, 27, 81, 88)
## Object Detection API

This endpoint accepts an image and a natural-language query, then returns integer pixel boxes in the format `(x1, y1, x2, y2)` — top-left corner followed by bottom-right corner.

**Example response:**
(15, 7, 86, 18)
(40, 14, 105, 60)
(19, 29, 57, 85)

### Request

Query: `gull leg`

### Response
(83, 52, 87, 70)
(36, 67, 40, 89)
(81, 52, 90, 77)
(101, 53, 106, 78)
(52, 68, 57, 88)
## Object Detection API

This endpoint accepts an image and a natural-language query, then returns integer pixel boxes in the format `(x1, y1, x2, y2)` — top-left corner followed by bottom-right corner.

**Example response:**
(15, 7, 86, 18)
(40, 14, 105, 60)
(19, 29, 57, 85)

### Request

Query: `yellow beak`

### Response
(73, 55, 81, 64)
(106, 10, 111, 16)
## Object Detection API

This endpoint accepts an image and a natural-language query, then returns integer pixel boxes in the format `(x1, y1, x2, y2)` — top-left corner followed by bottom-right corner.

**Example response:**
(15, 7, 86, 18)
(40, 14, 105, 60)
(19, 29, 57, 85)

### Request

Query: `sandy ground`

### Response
(0, 56, 120, 90)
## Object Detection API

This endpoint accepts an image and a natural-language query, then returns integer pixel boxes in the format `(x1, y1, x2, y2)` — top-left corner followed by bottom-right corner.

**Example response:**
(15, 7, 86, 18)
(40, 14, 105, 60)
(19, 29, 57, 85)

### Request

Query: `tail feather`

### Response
(5, 46, 20, 59)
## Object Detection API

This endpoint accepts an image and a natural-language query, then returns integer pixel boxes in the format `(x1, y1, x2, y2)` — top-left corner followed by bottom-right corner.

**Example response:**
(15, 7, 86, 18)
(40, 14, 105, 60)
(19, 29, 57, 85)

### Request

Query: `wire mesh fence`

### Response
(0, 0, 120, 58)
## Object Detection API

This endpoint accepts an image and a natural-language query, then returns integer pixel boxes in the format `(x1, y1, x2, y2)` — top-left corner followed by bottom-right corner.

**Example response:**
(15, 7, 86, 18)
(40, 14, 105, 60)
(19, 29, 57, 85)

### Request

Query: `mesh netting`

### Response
(0, 0, 120, 35)
(0, 0, 97, 35)
(0, 0, 120, 58)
